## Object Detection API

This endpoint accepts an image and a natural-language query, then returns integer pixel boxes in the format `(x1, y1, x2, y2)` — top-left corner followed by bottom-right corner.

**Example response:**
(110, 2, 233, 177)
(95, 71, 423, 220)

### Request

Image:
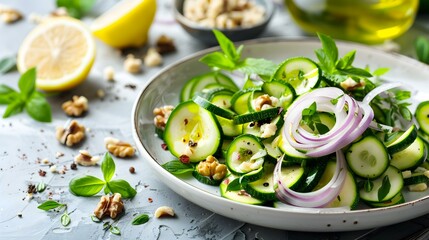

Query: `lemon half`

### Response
(91, 0, 157, 48)
(17, 17, 96, 92)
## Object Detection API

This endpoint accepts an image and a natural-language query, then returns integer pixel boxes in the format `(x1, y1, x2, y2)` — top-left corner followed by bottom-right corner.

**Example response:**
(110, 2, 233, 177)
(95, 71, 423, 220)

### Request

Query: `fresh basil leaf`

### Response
(131, 213, 150, 225)
(103, 222, 111, 230)
(399, 106, 412, 121)
(161, 160, 194, 175)
(56, 0, 97, 19)
(3, 98, 24, 118)
(315, 49, 334, 74)
(415, 36, 429, 64)
(109, 226, 121, 235)
(395, 90, 411, 101)
(315, 123, 329, 134)
(25, 92, 52, 122)
(199, 52, 236, 70)
(378, 175, 391, 201)
(101, 152, 116, 182)
(69, 175, 106, 197)
(317, 33, 338, 69)
(336, 50, 356, 69)
(106, 179, 137, 199)
(213, 30, 239, 62)
(372, 67, 390, 77)
(91, 215, 102, 223)
(0, 56, 16, 74)
(238, 58, 277, 78)
(38, 200, 64, 211)
(61, 212, 71, 226)
(104, 184, 111, 195)
(0, 84, 19, 104)
(226, 178, 241, 191)
(18, 68, 36, 101)
(337, 67, 373, 78)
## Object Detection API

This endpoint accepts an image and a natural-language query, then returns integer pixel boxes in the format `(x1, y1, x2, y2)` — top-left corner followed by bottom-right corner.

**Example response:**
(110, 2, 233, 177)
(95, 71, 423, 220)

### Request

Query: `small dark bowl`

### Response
(174, 0, 275, 45)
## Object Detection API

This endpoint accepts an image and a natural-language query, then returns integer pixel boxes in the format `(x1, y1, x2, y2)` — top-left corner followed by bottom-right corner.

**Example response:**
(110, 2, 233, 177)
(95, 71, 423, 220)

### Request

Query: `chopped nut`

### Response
(124, 54, 142, 74)
(50, 7, 68, 17)
(144, 48, 162, 67)
(58, 169, 66, 174)
(49, 165, 57, 173)
(62, 96, 89, 117)
(0, 5, 22, 24)
(96, 89, 106, 99)
(156, 35, 176, 54)
(402, 170, 412, 179)
(153, 105, 174, 130)
(41, 158, 50, 164)
(74, 150, 100, 166)
(103, 66, 115, 81)
(253, 94, 275, 111)
(104, 137, 135, 158)
(260, 122, 277, 138)
(94, 193, 124, 219)
(38, 169, 46, 177)
(409, 183, 427, 192)
(196, 155, 227, 180)
(56, 152, 64, 158)
(154, 206, 175, 218)
(56, 120, 86, 147)
(129, 166, 135, 174)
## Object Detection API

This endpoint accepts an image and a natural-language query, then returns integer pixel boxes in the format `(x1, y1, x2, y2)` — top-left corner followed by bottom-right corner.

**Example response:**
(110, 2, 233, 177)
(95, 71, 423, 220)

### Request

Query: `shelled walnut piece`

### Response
(123, 54, 142, 73)
(56, 120, 85, 147)
(104, 137, 135, 158)
(144, 48, 162, 67)
(156, 35, 176, 54)
(253, 94, 278, 111)
(74, 150, 100, 166)
(62, 96, 89, 117)
(196, 155, 227, 180)
(154, 206, 175, 218)
(94, 193, 124, 219)
(153, 105, 174, 130)
(183, 0, 265, 29)
(0, 5, 23, 24)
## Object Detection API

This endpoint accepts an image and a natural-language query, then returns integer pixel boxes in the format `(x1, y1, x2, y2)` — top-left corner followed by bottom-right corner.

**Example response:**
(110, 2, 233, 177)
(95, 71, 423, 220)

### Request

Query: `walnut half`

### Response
(93, 193, 124, 219)
(74, 150, 100, 166)
(62, 95, 89, 117)
(56, 120, 85, 147)
(104, 137, 135, 158)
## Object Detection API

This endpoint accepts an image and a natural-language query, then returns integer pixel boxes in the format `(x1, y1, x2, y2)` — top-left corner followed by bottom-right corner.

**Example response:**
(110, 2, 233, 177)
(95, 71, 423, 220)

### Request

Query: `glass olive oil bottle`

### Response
(285, 0, 419, 44)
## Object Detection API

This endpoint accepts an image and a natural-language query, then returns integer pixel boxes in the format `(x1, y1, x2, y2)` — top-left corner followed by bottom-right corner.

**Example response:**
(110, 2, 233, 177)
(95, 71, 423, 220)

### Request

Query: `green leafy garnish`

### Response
(378, 175, 391, 201)
(226, 178, 242, 192)
(69, 152, 137, 198)
(61, 212, 71, 226)
(36, 182, 46, 193)
(0, 68, 52, 122)
(364, 179, 374, 192)
(131, 213, 150, 225)
(161, 160, 194, 175)
(0, 56, 16, 74)
(37, 200, 66, 211)
(301, 102, 329, 134)
(199, 30, 276, 80)
(415, 36, 429, 64)
(109, 226, 121, 235)
(91, 214, 102, 223)
(56, 0, 97, 19)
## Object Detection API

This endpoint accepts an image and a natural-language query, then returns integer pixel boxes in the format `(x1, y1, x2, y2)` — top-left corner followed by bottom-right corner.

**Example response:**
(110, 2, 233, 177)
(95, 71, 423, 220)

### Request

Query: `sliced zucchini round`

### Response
(220, 174, 265, 205)
(386, 124, 418, 155)
(272, 57, 321, 95)
(192, 171, 223, 186)
(231, 87, 262, 115)
(192, 95, 236, 119)
(226, 134, 265, 175)
(324, 169, 359, 210)
(233, 107, 281, 125)
(390, 137, 427, 171)
(243, 163, 277, 201)
(346, 135, 389, 179)
(243, 114, 284, 139)
(261, 80, 296, 110)
(164, 101, 221, 162)
(190, 72, 238, 98)
(359, 166, 403, 203)
(415, 101, 429, 135)
(277, 163, 307, 191)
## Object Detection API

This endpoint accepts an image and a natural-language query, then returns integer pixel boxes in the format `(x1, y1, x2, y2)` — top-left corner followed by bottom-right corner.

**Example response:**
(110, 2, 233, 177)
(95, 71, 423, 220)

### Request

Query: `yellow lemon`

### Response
(91, 0, 157, 48)
(17, 17, 96, 92)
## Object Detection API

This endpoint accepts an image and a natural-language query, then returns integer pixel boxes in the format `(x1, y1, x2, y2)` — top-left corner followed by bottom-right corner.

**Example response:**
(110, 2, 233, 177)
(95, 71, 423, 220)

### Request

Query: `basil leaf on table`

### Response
(0, 56, 16, 74)
(109, 226, 121, 235)
(2, 98, 24, 118)
(131, 213, 150, 225)
(18, 67, 36, 100)
(106, 179, 137, 199)
(69, 175, 106, 197)
(56, 0, 97, 19)
(38, 200, 65, 211)
(25, 92, 52, 122)
(101, 152, 116, 182)
(0, 85, 19, 104)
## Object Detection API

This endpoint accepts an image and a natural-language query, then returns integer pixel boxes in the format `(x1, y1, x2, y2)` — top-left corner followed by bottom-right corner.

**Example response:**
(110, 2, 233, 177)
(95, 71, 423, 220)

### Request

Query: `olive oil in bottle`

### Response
(285, 0, 419, 44)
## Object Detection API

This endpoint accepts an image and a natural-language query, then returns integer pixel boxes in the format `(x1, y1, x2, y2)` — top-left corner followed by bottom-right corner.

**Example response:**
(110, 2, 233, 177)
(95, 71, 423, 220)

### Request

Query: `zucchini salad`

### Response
(155, 31, 429, 210)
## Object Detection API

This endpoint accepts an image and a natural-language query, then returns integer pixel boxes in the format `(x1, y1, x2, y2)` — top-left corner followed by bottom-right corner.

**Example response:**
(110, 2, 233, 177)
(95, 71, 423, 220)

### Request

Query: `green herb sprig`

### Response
(56, 0, 97, 19)
(131, 213, 150, 225)
(38, 200, 71, 227)
(0, 68, 52, 122)
(378, 175, 391, 201)
(301, 102, 329, 135)
(69, 152, 137, 198)
(199, 30, 277, 80)
(161, 160, 194, 175)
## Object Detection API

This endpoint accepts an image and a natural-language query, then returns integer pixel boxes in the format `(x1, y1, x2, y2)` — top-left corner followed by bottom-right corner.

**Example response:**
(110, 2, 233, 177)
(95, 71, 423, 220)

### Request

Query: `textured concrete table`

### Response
(1, 0, 429, 239)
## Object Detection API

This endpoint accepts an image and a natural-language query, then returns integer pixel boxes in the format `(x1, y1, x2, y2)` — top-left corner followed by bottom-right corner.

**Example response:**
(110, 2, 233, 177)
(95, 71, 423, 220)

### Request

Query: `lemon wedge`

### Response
(91, 0, 157, 48)
(17, 17, 96, 92)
